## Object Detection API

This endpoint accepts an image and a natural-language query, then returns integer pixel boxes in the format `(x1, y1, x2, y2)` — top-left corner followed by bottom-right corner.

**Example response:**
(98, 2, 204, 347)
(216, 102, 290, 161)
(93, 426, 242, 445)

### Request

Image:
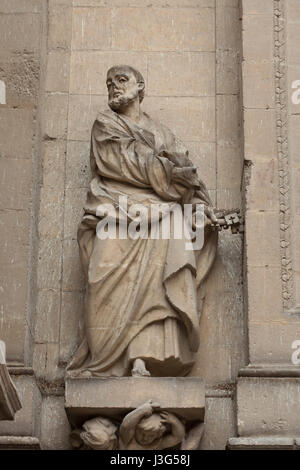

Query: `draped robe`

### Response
(67, 109, 218, 377)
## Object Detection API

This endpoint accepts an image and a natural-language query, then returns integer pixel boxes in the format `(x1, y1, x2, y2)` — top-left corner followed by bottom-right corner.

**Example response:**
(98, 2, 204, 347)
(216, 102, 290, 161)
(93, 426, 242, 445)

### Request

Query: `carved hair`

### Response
(107, 65, 145, 103)
(136, 413, 166, 436)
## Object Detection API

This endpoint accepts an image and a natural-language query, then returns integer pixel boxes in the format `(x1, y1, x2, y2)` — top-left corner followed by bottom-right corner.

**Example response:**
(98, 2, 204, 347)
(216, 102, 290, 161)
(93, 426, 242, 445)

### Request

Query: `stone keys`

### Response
(0, 340, 22, 420)
(213, 208, 244, 234)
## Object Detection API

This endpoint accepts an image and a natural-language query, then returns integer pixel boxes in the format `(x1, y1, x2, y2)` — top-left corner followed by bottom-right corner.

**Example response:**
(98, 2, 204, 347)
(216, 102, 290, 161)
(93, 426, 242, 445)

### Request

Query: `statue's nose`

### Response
(111, 81, 120, 90)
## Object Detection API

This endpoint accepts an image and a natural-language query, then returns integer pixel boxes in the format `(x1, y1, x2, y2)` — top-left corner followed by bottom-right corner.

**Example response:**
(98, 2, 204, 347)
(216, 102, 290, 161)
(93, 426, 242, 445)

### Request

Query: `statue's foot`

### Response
(80, 370, 92, 378)
(131, 358, 151, 377)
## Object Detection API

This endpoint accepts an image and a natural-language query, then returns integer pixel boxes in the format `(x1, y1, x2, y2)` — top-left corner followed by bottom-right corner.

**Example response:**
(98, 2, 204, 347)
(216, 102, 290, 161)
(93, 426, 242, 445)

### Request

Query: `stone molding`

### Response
(0, 436, 41, 450)
(227, 437, 300, 450)
(239, 364, 300, 378)
(274, 0, 299, 315)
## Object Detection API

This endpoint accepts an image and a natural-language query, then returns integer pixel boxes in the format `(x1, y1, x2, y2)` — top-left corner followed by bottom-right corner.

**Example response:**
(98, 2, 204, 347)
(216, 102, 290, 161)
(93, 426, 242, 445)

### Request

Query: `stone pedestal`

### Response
(65, 376, 205, 429)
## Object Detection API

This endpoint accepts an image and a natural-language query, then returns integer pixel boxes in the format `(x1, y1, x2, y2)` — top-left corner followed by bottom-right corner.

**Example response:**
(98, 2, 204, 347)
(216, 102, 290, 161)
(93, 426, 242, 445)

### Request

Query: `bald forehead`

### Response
(107, 67, 136, 80)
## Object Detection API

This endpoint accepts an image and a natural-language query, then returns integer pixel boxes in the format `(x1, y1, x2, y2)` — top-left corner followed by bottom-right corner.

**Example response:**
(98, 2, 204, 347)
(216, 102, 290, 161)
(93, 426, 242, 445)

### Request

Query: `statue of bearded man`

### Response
(67, 65, 218, 378)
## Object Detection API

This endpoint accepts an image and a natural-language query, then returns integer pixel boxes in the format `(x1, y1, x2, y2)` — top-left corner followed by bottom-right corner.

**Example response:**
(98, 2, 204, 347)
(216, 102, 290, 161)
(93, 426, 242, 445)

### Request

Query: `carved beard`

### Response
(108, 88, 139, 112)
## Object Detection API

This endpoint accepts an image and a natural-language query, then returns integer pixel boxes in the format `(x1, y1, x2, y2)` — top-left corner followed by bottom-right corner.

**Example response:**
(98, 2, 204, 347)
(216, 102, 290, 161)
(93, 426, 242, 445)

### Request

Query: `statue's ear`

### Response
(138, 81, 145, 93)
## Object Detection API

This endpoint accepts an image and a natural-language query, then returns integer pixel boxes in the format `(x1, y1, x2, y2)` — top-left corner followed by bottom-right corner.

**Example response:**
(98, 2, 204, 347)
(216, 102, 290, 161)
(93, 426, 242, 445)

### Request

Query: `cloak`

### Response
(67, 109, 217, 377)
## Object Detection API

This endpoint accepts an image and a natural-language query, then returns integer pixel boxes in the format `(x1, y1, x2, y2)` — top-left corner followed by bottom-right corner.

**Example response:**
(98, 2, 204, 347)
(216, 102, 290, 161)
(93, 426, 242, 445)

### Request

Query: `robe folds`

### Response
(67, 109, 218, 377)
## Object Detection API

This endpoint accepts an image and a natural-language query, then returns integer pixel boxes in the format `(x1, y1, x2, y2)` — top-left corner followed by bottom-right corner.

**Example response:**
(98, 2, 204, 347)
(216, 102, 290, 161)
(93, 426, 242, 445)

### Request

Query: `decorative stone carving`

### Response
(119, 400, 185, 450)
(67, 65, 219, 379)
(70, 416, 118, 450)
(69, 400, 204, 450)
(0, 341, 22, 421)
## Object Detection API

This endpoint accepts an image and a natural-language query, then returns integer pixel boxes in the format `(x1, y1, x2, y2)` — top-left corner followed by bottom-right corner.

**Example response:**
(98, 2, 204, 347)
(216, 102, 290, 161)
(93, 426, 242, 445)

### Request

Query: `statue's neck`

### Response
(120, 98, 141, 124)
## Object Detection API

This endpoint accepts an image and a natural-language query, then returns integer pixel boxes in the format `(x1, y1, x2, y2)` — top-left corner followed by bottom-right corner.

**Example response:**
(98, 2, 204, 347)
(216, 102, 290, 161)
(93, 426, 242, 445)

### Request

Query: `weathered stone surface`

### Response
(244, 109, 277, 161)
(245, 211, 281, 267)
(59, 291, 84, 364)
(246, 160, 279, 211)
(243, 15, 274, 61)
(0, 108, 35, 159)
(289, 115, 300, 167)
(192, 231, 245, 384)
(62, 239, 85, 291)
(40, 397, 71, 450)
(48, 1, 72, 50)
(227, 437, 295, 450)
(65, 377, 205, 426)
(144, 97, 215, 142)
(287, 22, 300, 66)
(0, 0, 41, 13)
(237, 378, 300, 437)
(0, 14, 41, 52)
(200, 397, 235, 450)
(217, 145, 242, 190)
(73, 0, 215, 6)
(0, 374, 41, 436)
(0, 436, 41, 450)
(242, 0, 273, 16)
(35, 290, 61, 343)
(45, 51, 70, 93)
(0, 158, 32, 210)
(147, 52, 215, 97)
(216, 50, 239, 95)
(44, 93, 68, 139)
(248, 322, 300, 364)
(38, 186, 64, 239)
(242, 59, 275, 109)
(247, 266, 283, 322)
(33, 343, 62, 382)
(72, 7, 111, 50)
(0, 52, 39, 106)
(217, 95, 240, 148)
(66, 141, 91, 189)
(42, 141, 66, 189)
(187, 142, 216, 189)
(0, 204, 30, 361)
(216, 188, 242, 209)
(36, 238, 62, 290)
(111, 7, 215, 51)
(67, 94, 107, 141)
(216, 4, 240, 52)
(63, 188, 86, 238)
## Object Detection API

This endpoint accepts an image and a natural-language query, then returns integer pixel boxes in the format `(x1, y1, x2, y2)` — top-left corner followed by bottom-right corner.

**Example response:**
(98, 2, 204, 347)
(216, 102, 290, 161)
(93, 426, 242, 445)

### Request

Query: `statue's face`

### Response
(106, 67, 140, 112)
(135, 427, 159, 446)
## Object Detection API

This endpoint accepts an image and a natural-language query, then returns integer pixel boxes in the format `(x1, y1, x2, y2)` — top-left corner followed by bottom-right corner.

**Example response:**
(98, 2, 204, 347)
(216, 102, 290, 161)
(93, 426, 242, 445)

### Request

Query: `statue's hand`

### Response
(147, 399, 161, 411)
(159, 150, 193, 168)
(204, 206, 219, 228)
(160, 411, 172, 424)
(172, 166, 201, 189)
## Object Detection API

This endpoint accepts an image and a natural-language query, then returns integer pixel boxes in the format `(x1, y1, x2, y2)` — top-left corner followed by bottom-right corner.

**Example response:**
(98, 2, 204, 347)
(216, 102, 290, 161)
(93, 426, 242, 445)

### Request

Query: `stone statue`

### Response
(69, 400, 205, 450)
(70, 416, 118, 450)
(67, 65, 218, 378)
(119, 400, 185, 450)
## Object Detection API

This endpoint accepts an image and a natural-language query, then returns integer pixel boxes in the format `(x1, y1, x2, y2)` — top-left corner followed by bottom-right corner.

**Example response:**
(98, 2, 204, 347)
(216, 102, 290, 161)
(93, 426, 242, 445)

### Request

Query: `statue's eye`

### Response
(119, 77, 127, 83)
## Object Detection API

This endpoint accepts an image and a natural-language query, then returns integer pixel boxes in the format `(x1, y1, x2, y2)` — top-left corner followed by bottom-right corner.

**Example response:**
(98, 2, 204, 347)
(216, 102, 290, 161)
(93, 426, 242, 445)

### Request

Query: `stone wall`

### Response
(1, 0, 249, 450)
(0, 0, 44, 366)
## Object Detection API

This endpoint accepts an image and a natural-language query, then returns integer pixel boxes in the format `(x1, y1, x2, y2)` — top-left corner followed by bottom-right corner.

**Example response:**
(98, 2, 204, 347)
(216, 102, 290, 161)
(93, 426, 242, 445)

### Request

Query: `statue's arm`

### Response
(181, 422, 205, 450)
(119, 401, 154, 448)
(159, 412, 185, 449)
